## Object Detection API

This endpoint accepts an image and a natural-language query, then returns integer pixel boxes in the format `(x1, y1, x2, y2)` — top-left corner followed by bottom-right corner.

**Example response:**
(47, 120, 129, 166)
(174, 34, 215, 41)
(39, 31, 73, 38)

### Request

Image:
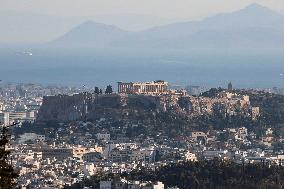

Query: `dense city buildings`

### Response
(1, 81, 284, 188)
(0, 83, 92, 126)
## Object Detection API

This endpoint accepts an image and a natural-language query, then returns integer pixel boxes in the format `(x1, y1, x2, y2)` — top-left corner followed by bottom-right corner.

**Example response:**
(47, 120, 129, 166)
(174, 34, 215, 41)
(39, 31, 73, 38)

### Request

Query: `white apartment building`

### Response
(153, 182, 165, 189)
(100, 181, 112, 189)
(0, 111, 36, 126)
(96, 133, 111, 141)
(130, 149, 156, 162)
(18, 133, 45, 143)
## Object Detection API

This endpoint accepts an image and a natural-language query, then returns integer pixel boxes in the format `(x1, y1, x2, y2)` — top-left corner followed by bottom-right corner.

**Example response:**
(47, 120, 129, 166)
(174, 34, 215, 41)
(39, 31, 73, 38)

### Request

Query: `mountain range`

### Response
(49, 4, 284, 49)
(0, 11, 176, 44)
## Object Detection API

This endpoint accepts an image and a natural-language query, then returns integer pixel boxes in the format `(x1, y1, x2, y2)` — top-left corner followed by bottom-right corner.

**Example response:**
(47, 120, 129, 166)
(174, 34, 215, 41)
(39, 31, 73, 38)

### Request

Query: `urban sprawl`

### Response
(1, 81, 284, 188)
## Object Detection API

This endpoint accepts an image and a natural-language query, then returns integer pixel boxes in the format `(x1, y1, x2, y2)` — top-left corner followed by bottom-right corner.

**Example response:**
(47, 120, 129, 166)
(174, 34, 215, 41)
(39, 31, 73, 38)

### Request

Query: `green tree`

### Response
(217, 131, 230, 142)
(201, 88, 223, 98)
(94, 87, 100, 94)
(105, 85, 113, 94)
(0, 125, 18, 188)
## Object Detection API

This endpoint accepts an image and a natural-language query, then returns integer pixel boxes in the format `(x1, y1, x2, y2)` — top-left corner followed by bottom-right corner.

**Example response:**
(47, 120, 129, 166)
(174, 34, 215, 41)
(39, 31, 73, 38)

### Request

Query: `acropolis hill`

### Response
(37, 88, 260, 124)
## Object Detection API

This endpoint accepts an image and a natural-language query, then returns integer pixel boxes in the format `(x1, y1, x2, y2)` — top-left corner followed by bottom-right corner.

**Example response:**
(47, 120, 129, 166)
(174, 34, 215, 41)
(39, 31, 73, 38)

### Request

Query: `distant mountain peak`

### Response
(241, 3, 274, 13)
(79, 20, 95, 26)
(49, 3, 284, 49)
(50, 20, 128, 47)
(245, 3, 266, 9)
(75, 20, 119, 30)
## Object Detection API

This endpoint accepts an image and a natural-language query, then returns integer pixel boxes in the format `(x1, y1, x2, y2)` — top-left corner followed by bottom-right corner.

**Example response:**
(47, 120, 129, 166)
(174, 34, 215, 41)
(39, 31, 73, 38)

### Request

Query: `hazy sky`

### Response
(1, 0, 284, 19)
(1, 0, 284, 43)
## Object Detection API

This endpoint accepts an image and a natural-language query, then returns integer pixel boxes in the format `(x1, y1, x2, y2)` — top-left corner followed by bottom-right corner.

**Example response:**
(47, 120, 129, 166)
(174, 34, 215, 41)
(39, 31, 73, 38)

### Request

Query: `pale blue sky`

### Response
(1, 0, 284, 19)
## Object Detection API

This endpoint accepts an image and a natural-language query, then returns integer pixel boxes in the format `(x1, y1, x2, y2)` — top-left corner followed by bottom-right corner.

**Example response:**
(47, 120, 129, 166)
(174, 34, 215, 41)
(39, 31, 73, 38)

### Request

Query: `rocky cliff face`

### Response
(37, 93, 167, 122)
(37, 92, 257, 123)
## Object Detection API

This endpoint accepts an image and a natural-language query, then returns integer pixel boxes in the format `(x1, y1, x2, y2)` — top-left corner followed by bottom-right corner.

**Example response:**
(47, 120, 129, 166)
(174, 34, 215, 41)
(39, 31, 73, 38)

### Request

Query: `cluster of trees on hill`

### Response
(66, 159, 284, 189)
(200, 87, 224, 98)
(233, 90, 284, 136)
(126, 159, 284, 189)
(199, 89, 284, 133)
(249, 92, 284, 126)
(94, 85, 113, 95)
